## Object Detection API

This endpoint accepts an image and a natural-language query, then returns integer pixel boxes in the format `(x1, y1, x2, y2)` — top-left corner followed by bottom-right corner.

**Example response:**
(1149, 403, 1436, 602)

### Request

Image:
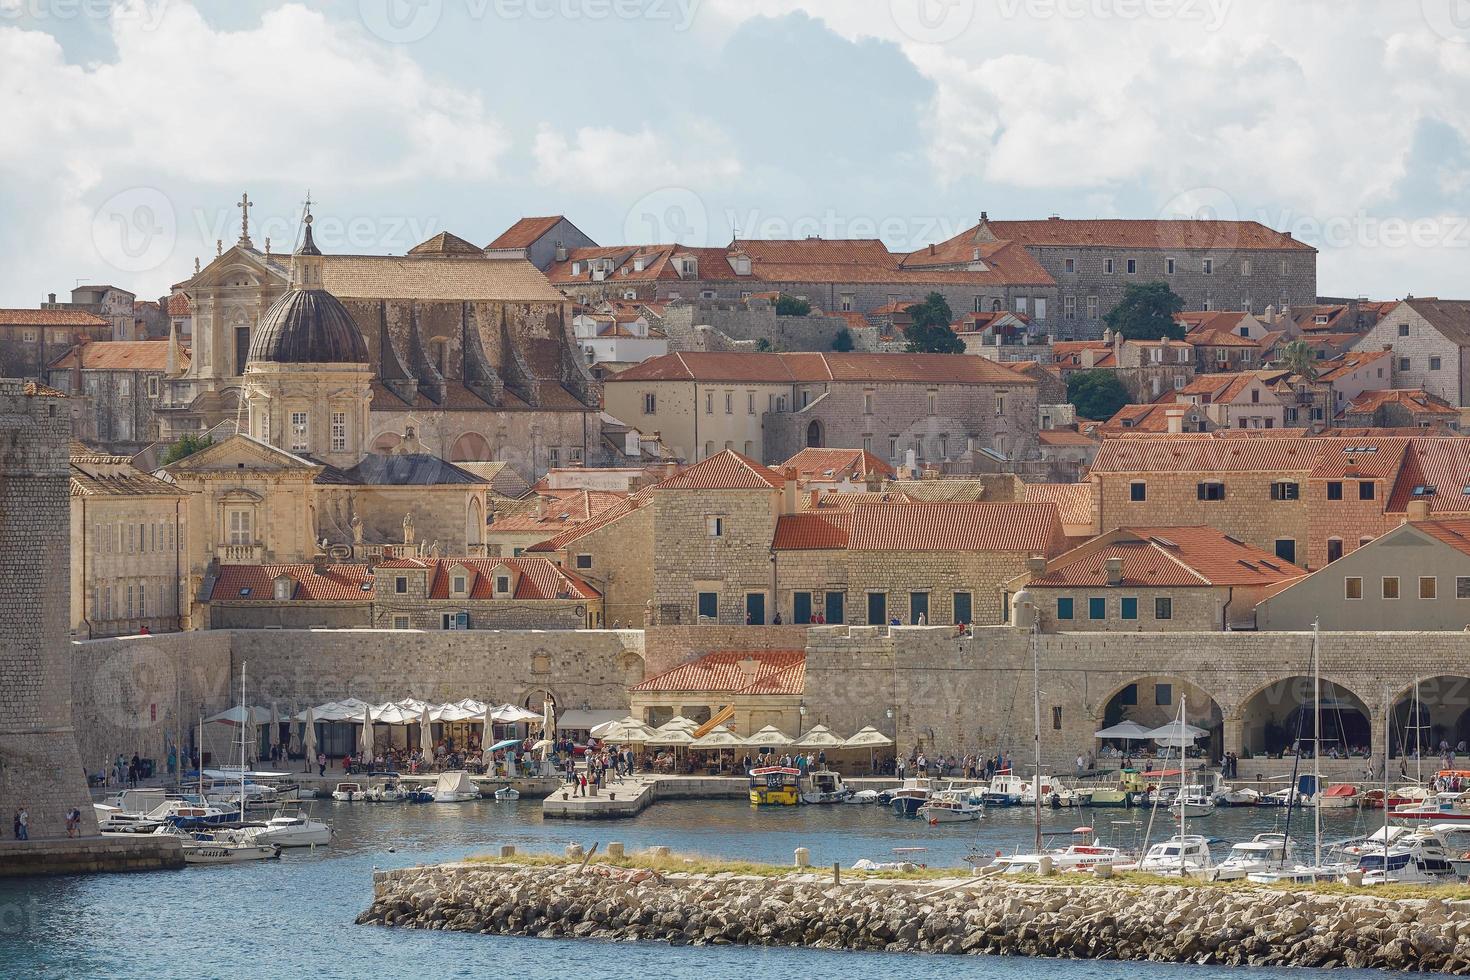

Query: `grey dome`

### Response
(249, 288, 369, 365)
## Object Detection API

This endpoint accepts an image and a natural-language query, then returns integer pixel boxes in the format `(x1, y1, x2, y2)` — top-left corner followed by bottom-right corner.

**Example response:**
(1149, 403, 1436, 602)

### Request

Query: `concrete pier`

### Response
(0, 835, 184, 877)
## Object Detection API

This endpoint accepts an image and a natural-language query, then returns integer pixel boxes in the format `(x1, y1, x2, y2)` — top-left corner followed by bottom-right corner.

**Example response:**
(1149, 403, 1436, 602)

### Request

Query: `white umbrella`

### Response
(792, 724, 844, 749)
(269, 702, 280, 752)
(360, 702, 375, 757)
(1093, 721, 1157, 741)
(658, 715, 701, 732)
(1148, 719, 1209, 747)
(492, 704, 541, 724)
(646, 726, 695, 746)
(419, 704, 433, 756)
(541, 697, 556, 762)
(302, 706, 317, 773)
(203, 705, 270, 725)
(745, 725, 794, 750)
(598, 718, 657, 744)
(842, 726, 894, 748)
(689, 725, 743, 749)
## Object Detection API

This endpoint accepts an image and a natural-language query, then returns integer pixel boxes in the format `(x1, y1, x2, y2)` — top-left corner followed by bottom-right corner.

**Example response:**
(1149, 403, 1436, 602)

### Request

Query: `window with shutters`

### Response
(330, 412, 347, 452)
(227, 508, 252, 545)
(290, 411, 308, 450)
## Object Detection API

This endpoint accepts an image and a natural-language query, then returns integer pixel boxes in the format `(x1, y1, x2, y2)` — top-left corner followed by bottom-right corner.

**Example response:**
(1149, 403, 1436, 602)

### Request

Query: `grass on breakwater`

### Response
(467, 850, 956, 880)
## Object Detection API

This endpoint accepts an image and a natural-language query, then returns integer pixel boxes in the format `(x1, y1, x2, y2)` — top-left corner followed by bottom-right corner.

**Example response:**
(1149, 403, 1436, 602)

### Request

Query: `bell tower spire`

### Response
(290, 195, 325, 289)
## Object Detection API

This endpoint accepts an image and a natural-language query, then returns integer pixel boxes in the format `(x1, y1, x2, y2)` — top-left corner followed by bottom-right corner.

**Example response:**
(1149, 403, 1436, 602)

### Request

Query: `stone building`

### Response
(486, 215, 597, 271)
(1008, 526, 1302, 633)
(42, 285, 138, 341)
(47, 340, 186, 454)
(906, 215, 1317, 339)
(629, 649, 804, 733)
(1339, 389, 1460, 430)
(524, 494, 655, 628)
(0, 379, 97, 840)
(204, 556, 601, 630)
(1176, 371, 1289, 430)
(655, 299, 879, 355)
(0, 309, 111, 378)
(1052, 335, 1198, 402)
(485, 486, 630, 557)
(160, 200, 604, 481)
(70, 443, 189, 637)
(1354, 299, 1470, 407)
(604, 351, 1039, 468)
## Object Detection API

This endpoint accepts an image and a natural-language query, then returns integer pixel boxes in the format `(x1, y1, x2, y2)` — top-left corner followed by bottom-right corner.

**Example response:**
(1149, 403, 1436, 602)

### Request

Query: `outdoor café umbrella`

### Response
(658, 715, 700, 732)
(269, 702, 280, 753)
(1148, 719, 1208, 746)
(419, 704, 433, 756)
(488, 737, 523, 752)
(359, 702, 374, 758)
(744, 725, 794, 755)
(842, 725, 894, 775)
(792, 724, 845, 750)
(1093, 721, 1156, 741)
(689, 725, 743, 749)
(598, 718, 657, 744)
(302, 705, 317, 774)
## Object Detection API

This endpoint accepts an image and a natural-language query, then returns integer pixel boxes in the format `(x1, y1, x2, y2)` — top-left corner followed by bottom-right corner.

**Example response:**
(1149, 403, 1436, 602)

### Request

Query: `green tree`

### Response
(774, 294, 811, 317)
(1103, 281, 1186, 341)
(1067, 370, 1130, 421)
(902, 292, 964, 354)
(1275, 338, 1318, 381)
(754, 337, 773, 352)
(160, 432, 213, 466)
(831, 328, 854, 352)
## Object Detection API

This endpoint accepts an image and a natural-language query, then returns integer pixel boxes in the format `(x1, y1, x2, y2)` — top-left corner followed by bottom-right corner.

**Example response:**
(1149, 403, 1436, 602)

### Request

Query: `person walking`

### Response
(15, 808, 28, 841)
(317, 752, 327, 777)
(65, 807, 80, 838)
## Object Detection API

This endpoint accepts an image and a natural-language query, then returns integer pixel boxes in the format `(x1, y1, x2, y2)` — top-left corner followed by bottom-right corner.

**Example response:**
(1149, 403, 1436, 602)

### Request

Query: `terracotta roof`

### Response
(406, 231, 484, 256)
(1178, 371, 1269, 403)
(1346, 389, 1457, 416)
(1037, 428, 1099, 447)
(486, 216, 567, 250)
(846, 501, 1064, 553)
(1317, 349, 1391, 383)
(1099, 402, 1200, 434)
(23, 381, 66, 397)
(166, 293, 191, 316)
(1177, 310, 1251, 333)
(920, 217, 1312, 257)
(1027, 527, 1302, 588)
(487, 488, 629, 534)
(657, 449, 786, 490)
(1412, 519, 1470, 557)
(1186, 327, 1258, 349)
(421, 557, 599, 600)
(524, 495, 651, 552)
(1092, 435, 1329, 473)
(808, 490, 914, 509)
(630, 650, 805, 695)
(1051, 341, 1116, 369)
(1387, 438, 1470, 513)
(0, 309, 108, 327)
(782, 447, 897, 483)
(313, 254, 564, 303)
(70, 446, 185, 498)
(210, 564, 376, 602)
(48, 340, 184, 372)
(1022, 483, 1095, 528)
(609, 351, 1033, 385)
(772, 512, 851, 550)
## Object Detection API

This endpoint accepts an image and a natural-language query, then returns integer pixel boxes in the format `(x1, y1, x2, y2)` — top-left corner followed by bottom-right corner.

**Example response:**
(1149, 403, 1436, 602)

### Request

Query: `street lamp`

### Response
(798, 701, 807, 736)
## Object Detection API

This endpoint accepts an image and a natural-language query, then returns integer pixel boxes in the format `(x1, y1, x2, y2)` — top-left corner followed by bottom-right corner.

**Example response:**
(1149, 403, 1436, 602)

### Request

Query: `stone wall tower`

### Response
(0, 380, 96, 838)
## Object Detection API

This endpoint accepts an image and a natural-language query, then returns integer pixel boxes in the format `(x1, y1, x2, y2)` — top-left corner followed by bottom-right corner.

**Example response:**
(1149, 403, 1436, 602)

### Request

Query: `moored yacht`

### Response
(1167, 785, 1216, 818)
(980, 772, 1027, 807)
(888, 777, 933, 816)
(241, 807, 331, 848)
(1134, 835, 1213, 876)
(801, 770, 852, 804)
(991, 842, 1126, 874)
(1211, 833, 1295, 881)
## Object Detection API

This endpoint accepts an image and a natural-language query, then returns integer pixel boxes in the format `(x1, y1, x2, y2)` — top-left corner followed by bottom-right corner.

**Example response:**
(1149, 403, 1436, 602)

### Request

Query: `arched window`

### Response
(450, 431, 492, 462)
(466, 497, 484, 549)
(806, 420, 823, 448)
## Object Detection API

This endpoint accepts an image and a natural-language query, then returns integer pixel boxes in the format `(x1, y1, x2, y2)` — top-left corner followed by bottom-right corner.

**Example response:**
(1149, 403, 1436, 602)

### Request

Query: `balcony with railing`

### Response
(216, 542, 263, 564)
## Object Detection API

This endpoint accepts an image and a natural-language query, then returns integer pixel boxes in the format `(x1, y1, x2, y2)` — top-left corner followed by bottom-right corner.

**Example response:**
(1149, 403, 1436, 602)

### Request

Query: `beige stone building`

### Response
(70, 443, 189, 637)
(524, 493, 655, 628)
(629, 649, 805, 735)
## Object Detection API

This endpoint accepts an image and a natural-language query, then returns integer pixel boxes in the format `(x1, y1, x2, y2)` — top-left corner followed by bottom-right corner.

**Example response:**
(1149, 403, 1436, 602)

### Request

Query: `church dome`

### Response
(248, 288, 369, 365)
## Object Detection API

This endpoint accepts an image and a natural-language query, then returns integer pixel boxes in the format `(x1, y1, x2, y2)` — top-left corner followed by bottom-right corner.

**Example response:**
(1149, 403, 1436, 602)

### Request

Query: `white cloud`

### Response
(531, 122, 741, 194)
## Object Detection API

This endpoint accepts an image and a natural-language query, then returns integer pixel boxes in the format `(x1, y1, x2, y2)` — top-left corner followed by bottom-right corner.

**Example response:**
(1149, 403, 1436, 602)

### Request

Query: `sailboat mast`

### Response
(1383, 687, 1390, 877)
(1178, 695, 1187, 875)
(1415, 676, 1422, 787)
(1031, 623, 1042, 854)
(1313, 619, 1321, 869)
(239, 661, 247, 821)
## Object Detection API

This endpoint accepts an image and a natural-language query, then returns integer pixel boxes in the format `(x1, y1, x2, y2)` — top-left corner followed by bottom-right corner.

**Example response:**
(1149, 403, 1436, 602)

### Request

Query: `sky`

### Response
(3, 0, 1470, 305)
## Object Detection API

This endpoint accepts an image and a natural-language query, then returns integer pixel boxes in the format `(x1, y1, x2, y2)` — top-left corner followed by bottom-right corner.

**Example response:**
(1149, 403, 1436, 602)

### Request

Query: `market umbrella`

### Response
(419, 704, 433, 757)
(792, 724, 845, 750)
(541, 697, 556, 762)
(1093, 721, 1156, 741)
(1148, 719, 1208, 748)
(745, 725, 794, 749)
(842, 725, 894, 775)
(359, 702, 374, 758)
(646, 726, 695, 746)
(302, 706, 317, 774)
(269, 702, 280, 753)
(658, 715, 700, 732)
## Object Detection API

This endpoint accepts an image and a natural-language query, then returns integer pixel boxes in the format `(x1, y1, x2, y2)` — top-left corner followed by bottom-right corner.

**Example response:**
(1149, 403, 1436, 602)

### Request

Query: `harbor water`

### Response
(0, 798, 1395, 978)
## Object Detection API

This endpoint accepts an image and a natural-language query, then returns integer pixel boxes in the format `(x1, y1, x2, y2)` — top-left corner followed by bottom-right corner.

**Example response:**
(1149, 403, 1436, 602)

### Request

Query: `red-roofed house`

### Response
(1009, 526, 1304, 632)
(485, 215, 596, 269)
(629, 650, 806, 734)
(47, 339, 189, 451)
(781, 447, 896, 490)
(1176, 370, 1288, 429)
(0, 307, 112, 376)
(1340, 389, 1460, 430)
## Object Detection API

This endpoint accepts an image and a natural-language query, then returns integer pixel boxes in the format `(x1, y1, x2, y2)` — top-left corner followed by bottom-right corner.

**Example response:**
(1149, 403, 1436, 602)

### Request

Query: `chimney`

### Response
(1081, 349, 1096, 369)
(782, 466, 798, 514)
(904, 448, 917, 477)
(312, 552, 328, 577)
(1026, 555, 1047, 577)
(928, 243, 936, 255)
(737, 657, 760, 681)
(535, 495, 548, 520)
(1407, 499, 1431, 521)
(1165, 408, 1185, 435)
(810, 488, 822, 509)
(554, 240, 568, 263)
(979, 211, 988, 222)
(47, 292, 56, 305)
(1104, 556, 1124, 586)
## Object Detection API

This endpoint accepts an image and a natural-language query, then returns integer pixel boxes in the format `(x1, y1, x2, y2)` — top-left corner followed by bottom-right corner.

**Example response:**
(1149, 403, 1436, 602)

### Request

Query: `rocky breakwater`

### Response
(359, 860, 1470, 970)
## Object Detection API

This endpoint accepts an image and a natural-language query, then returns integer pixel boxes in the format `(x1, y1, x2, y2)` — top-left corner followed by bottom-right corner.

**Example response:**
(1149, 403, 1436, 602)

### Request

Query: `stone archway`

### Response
(806, 420, 823, 448)
(1097, 675, 1224, 760)
(371, 431, 402, 455)
(1237, 675, 1372, 760)
(1392, 676, 1470, 758)
(450, 431, 492, 462)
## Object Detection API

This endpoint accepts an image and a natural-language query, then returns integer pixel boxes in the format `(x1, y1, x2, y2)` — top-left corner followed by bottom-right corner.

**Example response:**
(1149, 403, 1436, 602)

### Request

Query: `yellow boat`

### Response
(749, 765, 802, 806)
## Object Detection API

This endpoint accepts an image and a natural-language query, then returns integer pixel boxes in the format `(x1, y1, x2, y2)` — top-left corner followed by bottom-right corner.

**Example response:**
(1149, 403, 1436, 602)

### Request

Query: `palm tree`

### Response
(1276, 339, 1318, 381)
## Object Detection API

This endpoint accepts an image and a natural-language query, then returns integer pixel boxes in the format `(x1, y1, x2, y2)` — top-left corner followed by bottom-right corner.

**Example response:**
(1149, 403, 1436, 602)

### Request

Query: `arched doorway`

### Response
(450, 431, 492, 462)
(371, 431, 402, 455)
(1392, 676, 1470, 758)
(1099, 676, 1223, 761)
(1238, 676, 1371, 760)
(806, 420, 823, 448)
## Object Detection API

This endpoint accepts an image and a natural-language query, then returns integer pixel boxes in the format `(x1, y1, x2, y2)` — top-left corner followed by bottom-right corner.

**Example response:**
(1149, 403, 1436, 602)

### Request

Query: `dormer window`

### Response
(452, 575, 467, 594)
(731, 254, 751, 275)
(570, 262, 581, 276)
(679, 257, 697, 277)
(272, 576, 293, 601)
(633, 257, 647, 272)
(495, 575, 510, 595)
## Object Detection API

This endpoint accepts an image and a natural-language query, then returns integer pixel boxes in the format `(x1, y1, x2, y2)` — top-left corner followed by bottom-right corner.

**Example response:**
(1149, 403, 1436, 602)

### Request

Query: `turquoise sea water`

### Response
(0, 799, 1393, 978)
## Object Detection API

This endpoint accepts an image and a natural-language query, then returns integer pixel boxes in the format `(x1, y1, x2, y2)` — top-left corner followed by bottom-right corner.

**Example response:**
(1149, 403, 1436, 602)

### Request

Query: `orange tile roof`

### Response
(846, 501, 1064, 553)
(0, 309, 109, 327)
(48, 340, 185, 372)
(421, 557, 599, 600)
(1038, 428, 1099, 447)
(919, 218, 1312, 258)
(487, 488, 628, 534)
(1412, 519, 1470, 557)
(166, 293, 191, 316)
(1346, 389, 1457, 416)
(809, 489, 914, 509)
(1317, 349, 1391, 383)
(1028, 527, 1302, 588)
(1387, 438, 1470, 513)
(772, 511, 851, 550)
(525, 495, 651, 553)
(407, 231, 484, 256)
(210, 564, 376, 602)
(609, 351, 1033, 385)
(630, 650, 805, 695)
(1022, 483, 1095, 527)
(1092, 435, 1327, 473)
(782, 447, 897, 483)
(486, 216, 565, 249)
(656, 449, 786, 490)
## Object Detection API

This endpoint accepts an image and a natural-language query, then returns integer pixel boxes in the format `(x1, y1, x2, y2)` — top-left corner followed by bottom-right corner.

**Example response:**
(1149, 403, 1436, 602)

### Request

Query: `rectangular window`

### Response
(395, 576, 408, 594)
(1196, 481, 1225, 501)
(1359, 481, 1375, 501)
(1129, 482, 1146, 502)
(1126, 258, 1137, 274)
(452, 575, 467, 594)
(927, 392, 936, 415)
(1275, 539, 1296, 564)
(697, 592, 718, 621)
(1241, 259, 1252, 276)
(1166, 257, 1176, 275)
(1104, 258, 1114, 274)
(1056, 597, 1074, 621)
(1064, 296, 1076, 319)
(330, 412, 347, 452)
(1326, 481, 1343, 501)
(1202, 258, 1214, 275)
(1382, 576, 1400, 599)
(1051, 706, 1063, 731)
(1458, 577, 1470, 599)
(824, 591, 845, 625)
(706, 516, 723, 537)
(1327, 538, 1343, 562)
(1087, 296, 1099, 318)
(1400, 357, 1411, 372)
(1156, 683, 1173, 706)
(138, 584, 146, 617)
(575, 554, 593, 569)
(1430, 356, 1443, 371)
(705, 393, 713, 414)
(1345, 577, 1363, 600)
(863, 392, 874, 415)
(995, 394, 1005, 416)
(1064, 258, 1076, 274)
(1271, 481, 1299, 501)
(1154, 596, 1173, 620)
(126, 585, 134, 619)
(1398, 323, 1410, 337)
(495, 575, 510, 594)
(393, 615, 410, 629)
(643, 393, 656, 414)
(909, 592, 929, 625)
(1120, 597, 1138, 620)
(866, 592, 887, 626)
(862, 436, 873, 453)
(227, 509, 252, 546)
(1421, 576, 1437, 599)
(290, 411, 308, 450)
(953, 591, 972, 625)
(1088, 597, 1106, 620)
(548, 447, 560, 468)
(724, 392, 733, 414)
(793, 591, 812, 624)
(747, 392, 755, 414)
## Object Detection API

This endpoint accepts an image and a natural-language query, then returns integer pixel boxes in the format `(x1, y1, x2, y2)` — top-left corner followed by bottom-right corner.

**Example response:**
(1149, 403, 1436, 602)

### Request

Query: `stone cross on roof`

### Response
(237, 191, 253, 248)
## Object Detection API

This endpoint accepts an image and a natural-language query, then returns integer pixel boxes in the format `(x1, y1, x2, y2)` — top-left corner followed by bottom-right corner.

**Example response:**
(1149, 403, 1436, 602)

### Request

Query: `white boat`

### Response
(1167, 785, 1217, 818)
(917, 791, 983, 824)
(432, 770, 481, 802)
(801, 770, 852, 804)
(1247, 862, 1353, 885)
(1135, 835, 1213, 876)
(981, 772, 1027, 807)
(95, 788, 169, 833)
(1211, 833, 1295, 880)
(365, 779, 408, 802)
(888, 777, 932, 816)
(1215, 786, 1260, 807)
(493, 786, 520, 802)
(241, 807, 331, 848)
(150, 797, 236, 827)
(1390, 791, 1470, 822)
(331, 782, 366, 802)
(157, 825, 282, 864)
(992, 842, 1126, 874)
(1020, 776, 1077, 808)
(844, 789, 879, 804)
(1318, 783, 1361, 809)
(1350, 829, 1455, 884)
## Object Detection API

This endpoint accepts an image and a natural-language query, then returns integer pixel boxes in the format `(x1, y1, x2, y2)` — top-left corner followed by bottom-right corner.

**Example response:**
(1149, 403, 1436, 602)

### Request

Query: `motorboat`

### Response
(1210, 833, 1296, 880)
(94, 788, 169, 833)
(991, 842, 1126, 874)
(432, 770, 481, 803)
(1318, 783, 1361, 809)
(1351, 829, 1455, 883)
(1390, 791, 1470, 821)
(1247, 863, 1353, 885)
(1167, 785, 1217, 818)
(888, 777, 933, 816)
(749, 765, 802, 806)
(1257, 787, 1299, 808)
(917, 789, 983, 824)
(241, 807, 331, 848)
(801, 770, 852, 804)
(406, 787, 434, 803)
(980, 772, 1027, 807)
(331, 782, 366, 802)
(1077, 769, 1148, 808)
(156, 825, 282, 864)
(844, 790, 879, 805)
(493, 786, 520, 802)
(1215, 786, 1260, 807)
(1363, 785, 1431, 810)
(1134, 835, 1213, 876)
(1020, 776, 1077, 809)
(154, 796, 236, 827)
(365, 779, 408, 802)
